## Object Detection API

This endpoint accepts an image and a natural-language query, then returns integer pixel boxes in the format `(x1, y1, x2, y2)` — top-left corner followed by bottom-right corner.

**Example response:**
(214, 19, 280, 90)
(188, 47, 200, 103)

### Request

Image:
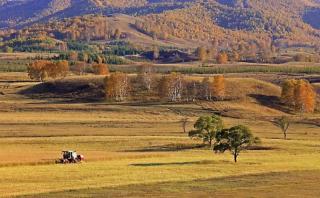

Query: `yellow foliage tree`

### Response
(92, 63, 109, 75)
(210, 75, 225, 100)
(158, 73, 184, 101)
(281, 79, 316, 113)
(105, 72, 129, 101)
(294, 80, 316, 113)
(216, 52, 228, 64)
(281, 79, 297, 106)
(196, 47, 207, 62)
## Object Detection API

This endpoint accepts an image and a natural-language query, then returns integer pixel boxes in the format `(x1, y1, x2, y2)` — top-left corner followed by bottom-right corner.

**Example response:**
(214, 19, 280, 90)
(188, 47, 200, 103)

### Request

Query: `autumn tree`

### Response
(183, 80, 199, 102)
(294, 80, 316, 113)
(189, 114, 224, 146)
(216, 52, 228, 64)
(51, 60, 69, 79)
(196, 47, 207, 62)
(201, 77, 212, 100)
(137, 64, 154, 91)
(96, 55, 103, 64)
(273, 116, 290, 139)
(210, 75, 225, 100)
(27, 60, 51, 81)
(230, 51, 240, 62)
(207, 48, 217, 60)
(92, 63, 109, 75)
(281, 79, 316, 113)
(281, 79, 297, 107)
(27, 60, 69, 81)
(74, 61, 86, 75)
(105, 72, 130, 101)
(181, 117, 189, 133)
(158, 73, 184, 102)
(214, 125, 259, 163)
(114, 29, 121, 39)
(79, 52, 89, 63)
(68, 51, 78, 62)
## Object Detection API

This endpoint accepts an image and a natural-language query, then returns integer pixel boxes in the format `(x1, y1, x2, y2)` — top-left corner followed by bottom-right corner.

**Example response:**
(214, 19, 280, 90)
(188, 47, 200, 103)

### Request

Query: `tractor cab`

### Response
(62, 150, 78, 160)
(57, 150, 84, 164)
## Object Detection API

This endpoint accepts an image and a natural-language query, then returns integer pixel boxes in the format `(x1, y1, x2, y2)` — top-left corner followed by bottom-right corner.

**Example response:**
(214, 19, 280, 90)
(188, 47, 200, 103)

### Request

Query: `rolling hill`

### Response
(1, 0, 320, 50)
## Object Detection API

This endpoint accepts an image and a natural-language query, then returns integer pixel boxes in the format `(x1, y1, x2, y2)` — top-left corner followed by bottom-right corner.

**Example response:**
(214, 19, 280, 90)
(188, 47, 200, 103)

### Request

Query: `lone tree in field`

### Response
(189, 114, 224, 146)
(273, 116, 290, 140)
(214, 125, 258, 163)
(181, 117, 189, 133)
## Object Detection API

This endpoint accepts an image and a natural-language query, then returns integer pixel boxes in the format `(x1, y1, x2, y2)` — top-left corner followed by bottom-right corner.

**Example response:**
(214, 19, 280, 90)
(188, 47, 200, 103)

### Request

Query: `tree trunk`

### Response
(234, 153, 237, 163)
(284, 131, 287, 140)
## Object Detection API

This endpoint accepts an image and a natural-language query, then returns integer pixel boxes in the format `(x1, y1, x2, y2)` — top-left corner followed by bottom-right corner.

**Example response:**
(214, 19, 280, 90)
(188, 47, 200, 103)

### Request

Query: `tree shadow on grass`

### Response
(124, 143, 207, 153)
(130, 160, 217, 167)
(248, 94, 292, 114)
(19, 80, 105, 103)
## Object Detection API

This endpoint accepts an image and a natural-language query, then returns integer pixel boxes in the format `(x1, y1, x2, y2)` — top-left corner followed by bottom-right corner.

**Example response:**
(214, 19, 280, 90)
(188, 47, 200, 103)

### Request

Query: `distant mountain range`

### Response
(1, 0, 320, 49)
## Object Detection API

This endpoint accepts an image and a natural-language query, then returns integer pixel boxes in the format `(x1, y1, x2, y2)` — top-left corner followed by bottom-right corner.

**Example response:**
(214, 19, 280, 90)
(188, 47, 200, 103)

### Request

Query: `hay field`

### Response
(0, 73, 319, 197)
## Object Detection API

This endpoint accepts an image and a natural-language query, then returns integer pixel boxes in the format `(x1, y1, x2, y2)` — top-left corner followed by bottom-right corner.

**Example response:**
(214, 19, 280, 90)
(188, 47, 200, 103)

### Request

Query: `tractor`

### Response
(56, 150, 84, 164)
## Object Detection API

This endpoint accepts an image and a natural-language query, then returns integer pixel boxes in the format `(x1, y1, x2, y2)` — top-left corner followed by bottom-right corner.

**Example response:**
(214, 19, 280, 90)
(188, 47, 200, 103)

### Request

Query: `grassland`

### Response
(111, 62, 320, 75)
(0, 71, 319, 197)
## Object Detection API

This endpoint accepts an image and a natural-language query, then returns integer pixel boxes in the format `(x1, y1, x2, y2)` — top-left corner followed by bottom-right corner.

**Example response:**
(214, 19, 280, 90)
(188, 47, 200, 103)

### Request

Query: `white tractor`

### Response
(56, 150, 84, 164)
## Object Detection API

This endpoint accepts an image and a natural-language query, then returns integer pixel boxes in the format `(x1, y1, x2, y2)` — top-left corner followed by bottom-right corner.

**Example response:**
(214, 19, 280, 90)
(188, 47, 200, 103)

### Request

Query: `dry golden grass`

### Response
(0, 73, 319, 197)
(1, 136, 320, 197)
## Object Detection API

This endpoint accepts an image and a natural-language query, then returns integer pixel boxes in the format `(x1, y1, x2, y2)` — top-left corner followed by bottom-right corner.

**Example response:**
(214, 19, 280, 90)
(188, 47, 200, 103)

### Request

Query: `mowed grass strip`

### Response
(19, 170, 320, 198)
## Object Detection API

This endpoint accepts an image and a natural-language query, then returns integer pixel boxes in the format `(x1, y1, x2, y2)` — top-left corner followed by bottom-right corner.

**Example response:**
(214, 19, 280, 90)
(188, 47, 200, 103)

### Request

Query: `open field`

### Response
(111, 63, 320, 74)
(0, 72, 319, 197)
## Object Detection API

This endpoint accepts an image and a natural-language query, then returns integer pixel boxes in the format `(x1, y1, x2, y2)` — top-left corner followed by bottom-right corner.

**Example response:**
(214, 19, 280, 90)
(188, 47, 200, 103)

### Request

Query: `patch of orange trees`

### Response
(92, 63, 110, 75)
(281, 79, 316, 113)
(27, 60, 69, 81)
(104, 71, 226, 102)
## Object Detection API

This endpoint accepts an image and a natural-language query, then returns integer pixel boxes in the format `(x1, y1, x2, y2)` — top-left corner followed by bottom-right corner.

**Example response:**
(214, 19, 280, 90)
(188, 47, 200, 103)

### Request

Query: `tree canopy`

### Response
(214, 125, 258, 162)
(189, 114, 224, 146)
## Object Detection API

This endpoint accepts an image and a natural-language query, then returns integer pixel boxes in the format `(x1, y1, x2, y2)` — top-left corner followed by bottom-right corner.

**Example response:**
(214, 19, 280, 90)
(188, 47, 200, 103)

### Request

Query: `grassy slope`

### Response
(89, 14, 197, 48)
